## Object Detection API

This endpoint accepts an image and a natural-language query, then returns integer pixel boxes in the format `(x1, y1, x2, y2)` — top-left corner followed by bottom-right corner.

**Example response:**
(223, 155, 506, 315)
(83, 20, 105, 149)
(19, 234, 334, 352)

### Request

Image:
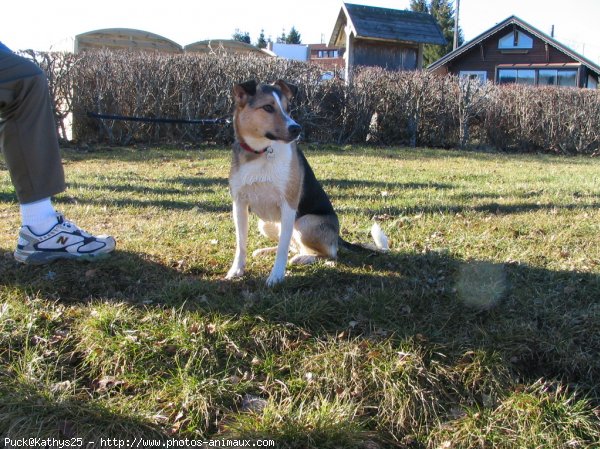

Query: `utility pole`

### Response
(453, 0, 460, 50)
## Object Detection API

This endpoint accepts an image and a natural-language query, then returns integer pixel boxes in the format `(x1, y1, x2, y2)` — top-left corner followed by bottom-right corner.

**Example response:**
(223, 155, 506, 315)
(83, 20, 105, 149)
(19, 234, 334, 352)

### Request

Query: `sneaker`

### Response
(14, 214, 116, 265)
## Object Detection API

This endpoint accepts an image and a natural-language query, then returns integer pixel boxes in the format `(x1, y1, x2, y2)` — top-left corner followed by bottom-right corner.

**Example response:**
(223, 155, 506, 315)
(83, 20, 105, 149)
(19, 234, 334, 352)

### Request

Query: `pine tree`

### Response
(277, 29, 287, 44)
(410, 0, 463, 66)
(410, 0, 429, 13)
(256, 29, 267, 49)
(285, 26, 302, 45)
(232, 29, 251, 44)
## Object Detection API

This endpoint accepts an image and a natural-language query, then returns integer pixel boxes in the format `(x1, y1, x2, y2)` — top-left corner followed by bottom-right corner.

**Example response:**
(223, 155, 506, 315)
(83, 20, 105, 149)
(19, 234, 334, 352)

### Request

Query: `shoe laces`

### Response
(57, 215, 93, 238)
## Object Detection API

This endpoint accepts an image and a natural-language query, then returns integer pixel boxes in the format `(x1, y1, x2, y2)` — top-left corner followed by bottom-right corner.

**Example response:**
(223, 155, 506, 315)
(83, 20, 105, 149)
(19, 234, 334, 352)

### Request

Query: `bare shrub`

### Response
(18, 50, 82, 142)
(27, 50, 600, 155)
(457, 77, 493, 149)
(484, 85, 600, 154)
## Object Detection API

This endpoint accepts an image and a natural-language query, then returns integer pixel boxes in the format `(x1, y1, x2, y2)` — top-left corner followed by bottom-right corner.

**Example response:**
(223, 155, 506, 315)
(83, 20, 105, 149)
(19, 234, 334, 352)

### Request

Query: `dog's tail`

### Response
(339, 222, 390, 252)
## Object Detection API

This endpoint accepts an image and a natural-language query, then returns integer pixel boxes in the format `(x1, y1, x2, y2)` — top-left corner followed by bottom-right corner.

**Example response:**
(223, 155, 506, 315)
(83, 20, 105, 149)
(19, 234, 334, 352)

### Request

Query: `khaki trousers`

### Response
(0, 50, 65, 204)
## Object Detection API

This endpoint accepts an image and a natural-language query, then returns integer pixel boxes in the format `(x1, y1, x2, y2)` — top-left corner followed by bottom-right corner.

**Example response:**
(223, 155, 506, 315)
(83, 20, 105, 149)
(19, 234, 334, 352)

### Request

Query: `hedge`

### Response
(23, 50, 600, 154)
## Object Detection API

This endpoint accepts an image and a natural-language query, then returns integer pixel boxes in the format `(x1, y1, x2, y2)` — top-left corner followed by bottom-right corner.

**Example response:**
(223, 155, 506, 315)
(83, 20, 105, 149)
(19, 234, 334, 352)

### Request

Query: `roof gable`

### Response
(329, 2, 446, 47)
(427, 15, 600, 77)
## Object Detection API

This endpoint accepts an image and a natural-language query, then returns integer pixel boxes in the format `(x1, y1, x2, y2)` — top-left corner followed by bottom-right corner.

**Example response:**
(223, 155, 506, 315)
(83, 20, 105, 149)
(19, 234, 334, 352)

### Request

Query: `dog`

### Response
(226, 79, 386, 286)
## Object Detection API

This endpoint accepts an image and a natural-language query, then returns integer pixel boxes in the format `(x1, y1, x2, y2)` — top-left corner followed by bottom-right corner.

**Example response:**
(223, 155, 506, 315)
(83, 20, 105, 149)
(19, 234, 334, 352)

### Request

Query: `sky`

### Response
(2, 0, 599, 64)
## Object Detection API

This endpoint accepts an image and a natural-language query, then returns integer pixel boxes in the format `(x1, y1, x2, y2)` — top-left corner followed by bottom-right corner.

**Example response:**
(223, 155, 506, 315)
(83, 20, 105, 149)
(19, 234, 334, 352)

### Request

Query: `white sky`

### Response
(2, 0, 599, 64)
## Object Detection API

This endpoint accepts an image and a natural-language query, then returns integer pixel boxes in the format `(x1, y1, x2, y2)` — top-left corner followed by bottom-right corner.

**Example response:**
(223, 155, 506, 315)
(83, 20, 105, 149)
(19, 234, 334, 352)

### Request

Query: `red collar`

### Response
(240, 141, 269, 155)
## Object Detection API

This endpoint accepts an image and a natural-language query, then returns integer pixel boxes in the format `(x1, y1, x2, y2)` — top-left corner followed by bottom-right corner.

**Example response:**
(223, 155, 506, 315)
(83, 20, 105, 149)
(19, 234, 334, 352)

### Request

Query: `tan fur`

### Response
(293, 214, 338, 258)
(284, 146, 303, 208)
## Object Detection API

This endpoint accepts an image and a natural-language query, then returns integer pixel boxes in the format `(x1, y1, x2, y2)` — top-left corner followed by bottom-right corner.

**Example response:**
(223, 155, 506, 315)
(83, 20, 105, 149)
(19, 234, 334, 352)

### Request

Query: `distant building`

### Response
(75, 30, 272, 58)
(267, 42, 309, 61)
(75, 29, 183, 54)
(428, 15, 600, 88)
(328, 2, 446, 79)
(184, 40, 271, 57)
(308, 43, 345, 71)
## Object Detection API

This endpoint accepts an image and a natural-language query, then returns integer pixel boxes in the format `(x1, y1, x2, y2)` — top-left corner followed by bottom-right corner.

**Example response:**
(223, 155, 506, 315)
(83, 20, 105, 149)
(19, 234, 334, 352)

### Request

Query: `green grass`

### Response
(1, 144, 599, 448)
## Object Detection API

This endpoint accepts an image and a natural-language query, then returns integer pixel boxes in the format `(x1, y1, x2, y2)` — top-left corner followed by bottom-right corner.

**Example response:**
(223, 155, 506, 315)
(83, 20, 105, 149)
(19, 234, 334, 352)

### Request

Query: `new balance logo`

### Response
(56, 236, 69, 245)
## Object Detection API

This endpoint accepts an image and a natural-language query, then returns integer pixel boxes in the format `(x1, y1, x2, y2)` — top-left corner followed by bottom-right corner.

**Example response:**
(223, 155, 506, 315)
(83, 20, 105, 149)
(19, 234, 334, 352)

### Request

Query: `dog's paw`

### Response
(225, 266, 245, 280)
(265, 270, 285, 287)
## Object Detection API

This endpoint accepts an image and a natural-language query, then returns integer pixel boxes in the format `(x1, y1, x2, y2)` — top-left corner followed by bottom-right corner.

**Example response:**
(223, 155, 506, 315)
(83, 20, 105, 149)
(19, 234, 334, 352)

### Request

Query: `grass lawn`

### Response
(1, 144, 599, 448)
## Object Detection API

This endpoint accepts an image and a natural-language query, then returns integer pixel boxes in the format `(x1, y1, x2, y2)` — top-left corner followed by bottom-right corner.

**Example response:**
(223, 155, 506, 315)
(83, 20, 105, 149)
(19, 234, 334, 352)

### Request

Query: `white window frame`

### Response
(459, 71, 487, 83)
(498, 30, 533, 49)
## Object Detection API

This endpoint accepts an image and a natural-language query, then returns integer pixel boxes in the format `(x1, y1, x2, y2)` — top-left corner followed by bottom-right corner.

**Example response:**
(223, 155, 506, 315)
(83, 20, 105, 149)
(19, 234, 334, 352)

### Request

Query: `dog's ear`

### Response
(274, 79, 298, 101)
(233, 80, 257, 105)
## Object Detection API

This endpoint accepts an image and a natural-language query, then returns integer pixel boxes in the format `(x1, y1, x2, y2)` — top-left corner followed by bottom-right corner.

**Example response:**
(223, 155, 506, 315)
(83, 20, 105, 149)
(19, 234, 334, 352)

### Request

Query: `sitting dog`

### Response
(226, 80, 385, 286)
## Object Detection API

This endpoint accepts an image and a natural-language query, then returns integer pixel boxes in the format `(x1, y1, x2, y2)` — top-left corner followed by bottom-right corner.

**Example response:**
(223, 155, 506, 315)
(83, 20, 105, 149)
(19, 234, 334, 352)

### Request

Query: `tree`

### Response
(277, 29, 287, 44)
(285, 26, 302, 44)
(410, 0, 429, 13)
(232, 29, 251, 44)
(256, 29, 267, 49)
(410, 0, 464, 66)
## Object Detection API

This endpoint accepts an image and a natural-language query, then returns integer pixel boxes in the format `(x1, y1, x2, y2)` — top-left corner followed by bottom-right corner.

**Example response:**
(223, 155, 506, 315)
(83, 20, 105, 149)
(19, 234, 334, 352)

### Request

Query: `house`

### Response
(184, 40, 271, 57)
(75, 29, 183, 54)
(427, 15, 600, 88)
(328, 3, 446, 79)
(308, 43, 345, 71)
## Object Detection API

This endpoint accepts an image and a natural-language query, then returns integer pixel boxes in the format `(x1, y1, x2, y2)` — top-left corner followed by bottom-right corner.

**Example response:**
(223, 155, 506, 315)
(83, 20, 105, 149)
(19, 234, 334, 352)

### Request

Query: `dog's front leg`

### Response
(266, 202, 296, 287)
(226, 200, 249, 280)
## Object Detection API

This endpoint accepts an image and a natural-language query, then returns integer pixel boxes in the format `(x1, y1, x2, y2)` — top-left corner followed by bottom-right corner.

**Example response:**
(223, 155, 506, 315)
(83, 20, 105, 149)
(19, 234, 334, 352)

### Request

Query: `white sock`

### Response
(20, 198, 58, 235)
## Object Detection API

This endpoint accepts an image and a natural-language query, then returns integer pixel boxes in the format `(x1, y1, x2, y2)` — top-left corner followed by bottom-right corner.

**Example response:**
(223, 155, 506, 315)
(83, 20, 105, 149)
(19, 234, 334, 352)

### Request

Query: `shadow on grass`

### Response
(0, 248, 215, 305)
(60, 145, 227, 163)
(54, 196, 231, 213)
(65, 178, 226, 196)
(0, 380, 168, 441)
(2, 245, 598, 395)
(322, 179, 454, 191)
(1, 245, 599, 444)
(340, 202, 600, 216)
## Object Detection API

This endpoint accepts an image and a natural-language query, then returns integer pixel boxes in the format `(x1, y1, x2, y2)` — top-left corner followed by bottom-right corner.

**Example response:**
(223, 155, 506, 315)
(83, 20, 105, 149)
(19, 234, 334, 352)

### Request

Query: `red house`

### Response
(428, 15, 600, 88)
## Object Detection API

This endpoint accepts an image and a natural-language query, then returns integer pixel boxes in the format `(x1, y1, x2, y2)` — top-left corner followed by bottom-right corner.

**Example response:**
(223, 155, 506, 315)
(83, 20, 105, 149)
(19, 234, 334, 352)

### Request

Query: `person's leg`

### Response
(0, 51, 65, 204)
(1, 51, 115, 263)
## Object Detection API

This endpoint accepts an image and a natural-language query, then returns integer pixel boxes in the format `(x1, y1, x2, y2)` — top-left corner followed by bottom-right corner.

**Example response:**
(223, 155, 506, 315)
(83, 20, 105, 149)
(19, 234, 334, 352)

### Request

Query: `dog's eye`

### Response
(262, 104, 275, 113)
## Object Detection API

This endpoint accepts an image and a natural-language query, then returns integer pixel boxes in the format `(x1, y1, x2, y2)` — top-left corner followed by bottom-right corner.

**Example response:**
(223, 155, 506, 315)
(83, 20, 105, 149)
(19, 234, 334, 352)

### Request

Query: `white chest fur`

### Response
(230, 142, 293, 222)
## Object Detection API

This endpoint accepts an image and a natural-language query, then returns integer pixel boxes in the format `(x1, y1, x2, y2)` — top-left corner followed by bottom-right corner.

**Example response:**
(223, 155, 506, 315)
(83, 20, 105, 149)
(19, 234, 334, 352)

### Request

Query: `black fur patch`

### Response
(238, 80, 257, 96)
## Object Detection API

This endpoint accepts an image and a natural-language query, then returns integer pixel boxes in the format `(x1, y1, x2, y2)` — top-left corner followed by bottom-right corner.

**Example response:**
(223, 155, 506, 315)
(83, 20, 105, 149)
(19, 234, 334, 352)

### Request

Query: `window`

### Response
(557, 70, 577, 87)
(516, 69, 535, 85)
(498, 68, 578, 87)
(459, 71, 487, 83)
(498, 30, 533, 49)
(316, 50, 339, 58)
(588, 75, 598, 89)
(498, 69, 517, 84)
(498, 69, 534, 84)
(538, 69, 557, 86)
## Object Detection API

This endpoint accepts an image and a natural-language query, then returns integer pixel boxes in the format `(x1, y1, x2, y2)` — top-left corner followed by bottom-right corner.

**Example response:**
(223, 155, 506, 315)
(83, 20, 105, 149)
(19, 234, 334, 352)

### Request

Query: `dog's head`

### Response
(232, 80, 301, 149)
